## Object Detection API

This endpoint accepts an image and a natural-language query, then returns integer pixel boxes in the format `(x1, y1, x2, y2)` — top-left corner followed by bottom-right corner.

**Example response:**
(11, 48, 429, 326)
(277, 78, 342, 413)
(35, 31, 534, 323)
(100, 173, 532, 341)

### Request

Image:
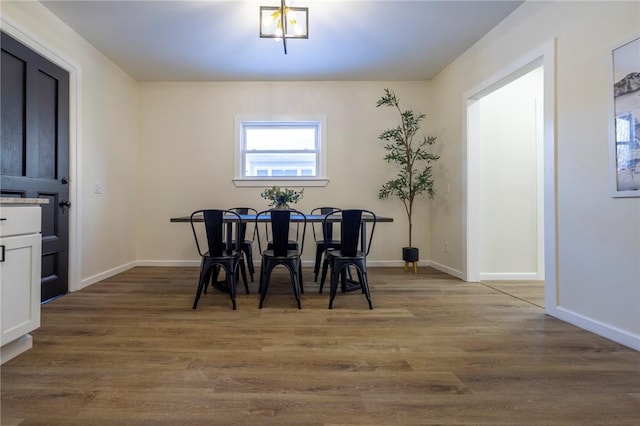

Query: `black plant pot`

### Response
(402, 247, 419, 262)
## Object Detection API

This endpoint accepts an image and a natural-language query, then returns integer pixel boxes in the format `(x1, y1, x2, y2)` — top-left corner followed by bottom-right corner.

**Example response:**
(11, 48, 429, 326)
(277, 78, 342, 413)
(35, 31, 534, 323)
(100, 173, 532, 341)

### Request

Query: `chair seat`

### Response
(327, 248, 364, 259)
(204, 249, 241, 259)
(318, 239, 341, 246)
(262, 249, 300, 259)
(268, 240, 298, 249)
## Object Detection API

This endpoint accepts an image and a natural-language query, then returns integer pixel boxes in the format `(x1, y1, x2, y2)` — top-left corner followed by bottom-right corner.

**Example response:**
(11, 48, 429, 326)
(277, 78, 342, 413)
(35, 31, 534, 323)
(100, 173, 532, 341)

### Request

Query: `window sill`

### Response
(232, 178, 329, 188)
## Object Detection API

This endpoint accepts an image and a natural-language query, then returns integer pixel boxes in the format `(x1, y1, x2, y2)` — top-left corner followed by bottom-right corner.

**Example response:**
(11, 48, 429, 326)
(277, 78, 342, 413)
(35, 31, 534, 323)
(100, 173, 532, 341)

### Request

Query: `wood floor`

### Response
(480, 280, 545, 308)
(2, 266, 639, 425)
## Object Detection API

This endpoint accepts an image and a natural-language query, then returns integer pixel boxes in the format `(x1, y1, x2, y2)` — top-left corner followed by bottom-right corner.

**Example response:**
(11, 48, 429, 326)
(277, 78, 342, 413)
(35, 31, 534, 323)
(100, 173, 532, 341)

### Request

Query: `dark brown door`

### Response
(1, 32, 70, 302)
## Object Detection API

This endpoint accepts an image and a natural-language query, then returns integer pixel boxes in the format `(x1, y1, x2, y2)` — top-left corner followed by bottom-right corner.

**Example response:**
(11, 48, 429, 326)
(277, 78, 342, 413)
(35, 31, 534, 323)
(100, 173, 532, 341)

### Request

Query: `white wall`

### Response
(4, 0, 637, 349)
(1, 1, 140, 288)
(430, 1, 640, 348)
(136, 81, 433, 265)
(475, 67, 543, 279)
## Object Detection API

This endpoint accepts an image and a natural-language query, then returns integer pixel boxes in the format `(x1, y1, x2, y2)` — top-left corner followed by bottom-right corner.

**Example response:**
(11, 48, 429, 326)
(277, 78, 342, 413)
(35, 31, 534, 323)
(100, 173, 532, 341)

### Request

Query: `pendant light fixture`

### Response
(259, 0, 308, 54)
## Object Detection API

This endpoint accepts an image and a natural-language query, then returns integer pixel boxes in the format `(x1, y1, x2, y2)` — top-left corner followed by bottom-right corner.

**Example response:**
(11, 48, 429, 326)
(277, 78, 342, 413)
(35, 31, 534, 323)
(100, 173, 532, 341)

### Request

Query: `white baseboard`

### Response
(479, 272, 540, 281)
(135, 259, 444, 269)
(79, 259, 434, 289)
(547, 306, 640, 351)
(136, 259, 418, 270)
(80, 261, 137, 289)
(426, 260, 464, 280)
(136, 260, 200, 267)
(367, 260, 406, 267)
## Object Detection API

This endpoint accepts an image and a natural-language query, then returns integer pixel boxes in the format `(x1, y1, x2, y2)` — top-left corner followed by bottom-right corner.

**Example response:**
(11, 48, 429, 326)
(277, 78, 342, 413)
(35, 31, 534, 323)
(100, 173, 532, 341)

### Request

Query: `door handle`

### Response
(59, 200, 71, 213)
(1, 245, 5, 262)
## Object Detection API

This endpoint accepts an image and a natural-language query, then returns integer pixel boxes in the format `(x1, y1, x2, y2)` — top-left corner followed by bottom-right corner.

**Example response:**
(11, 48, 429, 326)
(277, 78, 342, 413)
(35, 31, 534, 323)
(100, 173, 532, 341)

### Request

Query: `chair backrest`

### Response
(311, 206, 339, 242)
(229, 207, 257, 242)
(324, 209, 377, 257)
(190, 209, 242, 257)
(256, 208, 307, 257)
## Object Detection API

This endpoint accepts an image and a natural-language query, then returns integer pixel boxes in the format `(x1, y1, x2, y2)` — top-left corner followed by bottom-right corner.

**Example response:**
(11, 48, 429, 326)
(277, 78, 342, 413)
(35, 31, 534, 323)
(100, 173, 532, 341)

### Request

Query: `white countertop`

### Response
(0, 198, 50, 205)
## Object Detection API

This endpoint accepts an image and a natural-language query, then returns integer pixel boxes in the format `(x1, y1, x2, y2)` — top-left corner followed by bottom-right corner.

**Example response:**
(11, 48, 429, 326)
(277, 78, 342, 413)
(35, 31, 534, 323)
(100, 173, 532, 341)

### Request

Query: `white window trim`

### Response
(233, 114, 329, 187)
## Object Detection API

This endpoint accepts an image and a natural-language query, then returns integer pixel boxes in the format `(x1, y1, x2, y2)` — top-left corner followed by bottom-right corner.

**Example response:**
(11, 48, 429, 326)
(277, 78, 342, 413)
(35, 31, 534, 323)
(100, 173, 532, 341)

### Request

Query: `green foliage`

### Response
(261, 186, 304, 207)
(376, 88, 440, 246)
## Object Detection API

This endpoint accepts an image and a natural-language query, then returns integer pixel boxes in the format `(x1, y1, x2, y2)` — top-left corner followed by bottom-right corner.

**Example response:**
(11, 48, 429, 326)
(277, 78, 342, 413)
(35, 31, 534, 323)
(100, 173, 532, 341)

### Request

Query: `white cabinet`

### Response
(0, 202, 43, 364)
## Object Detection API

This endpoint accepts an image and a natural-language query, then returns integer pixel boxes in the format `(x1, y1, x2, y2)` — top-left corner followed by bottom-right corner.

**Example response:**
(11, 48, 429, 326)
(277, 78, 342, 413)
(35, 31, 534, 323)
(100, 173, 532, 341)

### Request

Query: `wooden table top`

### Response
(170, 213, 393, 223)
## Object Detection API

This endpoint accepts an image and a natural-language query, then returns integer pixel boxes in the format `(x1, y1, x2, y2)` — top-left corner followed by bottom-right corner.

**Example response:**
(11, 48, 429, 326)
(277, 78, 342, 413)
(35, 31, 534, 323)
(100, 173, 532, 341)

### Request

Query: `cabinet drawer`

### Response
(0, 206, 41, 237)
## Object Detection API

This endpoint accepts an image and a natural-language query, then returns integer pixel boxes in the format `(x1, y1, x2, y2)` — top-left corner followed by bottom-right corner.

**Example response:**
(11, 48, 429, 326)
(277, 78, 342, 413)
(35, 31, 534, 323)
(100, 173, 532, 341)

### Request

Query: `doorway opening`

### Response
(463, 42, 556, 312)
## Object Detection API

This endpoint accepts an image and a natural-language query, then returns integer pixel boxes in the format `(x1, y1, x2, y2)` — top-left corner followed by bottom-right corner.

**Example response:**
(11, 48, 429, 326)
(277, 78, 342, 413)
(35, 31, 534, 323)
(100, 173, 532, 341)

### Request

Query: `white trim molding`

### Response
(461, 39, 557, 307)
(427, 260, 464, 280)
(479, 272, 541, 281)
(0, 15, 83, 294)
(549, 306, 640, 351)
(81, 261, 138, 289)
(233, 114, 328, 187)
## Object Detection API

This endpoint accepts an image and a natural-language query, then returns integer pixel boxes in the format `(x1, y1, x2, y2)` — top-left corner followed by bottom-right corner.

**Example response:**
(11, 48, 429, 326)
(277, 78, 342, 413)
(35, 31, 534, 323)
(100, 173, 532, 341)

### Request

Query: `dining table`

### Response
(170, 212, 392, 249)
(171, 211, 393, 292)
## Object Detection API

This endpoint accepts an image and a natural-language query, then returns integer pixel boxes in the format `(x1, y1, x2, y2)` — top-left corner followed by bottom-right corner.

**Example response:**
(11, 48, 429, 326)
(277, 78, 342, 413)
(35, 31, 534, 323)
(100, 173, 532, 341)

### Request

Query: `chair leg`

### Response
(340, 268, 349, 293)
(328, 265, 341, 309)
(226, 266, 237, 310)
(258, 258, 266, 294)
(246, 246, 255, 282)
(239, 250, 249, 284)
(203, 264, 215, 294)
(313, 245, 324, 282)
(259, 266, 272, 309)
(288, 264, 302, 309)
(355, 267, 373, 309)
(298, 260, 304, 294)
(238, 258, 249, 294)
(206, 265, 221, 293)
(319, 257, 330, 293)
(193, 262, 208, 309)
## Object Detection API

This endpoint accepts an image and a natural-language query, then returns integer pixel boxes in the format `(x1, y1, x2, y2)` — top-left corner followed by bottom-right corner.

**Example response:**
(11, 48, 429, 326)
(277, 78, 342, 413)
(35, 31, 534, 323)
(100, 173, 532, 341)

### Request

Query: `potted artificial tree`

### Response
(376, 88, 439, 272)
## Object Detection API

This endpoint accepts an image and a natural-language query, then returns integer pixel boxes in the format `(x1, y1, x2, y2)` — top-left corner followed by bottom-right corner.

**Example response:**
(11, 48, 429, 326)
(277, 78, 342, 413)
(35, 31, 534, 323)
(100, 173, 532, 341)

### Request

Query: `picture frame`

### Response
(609, 35, 640, 197)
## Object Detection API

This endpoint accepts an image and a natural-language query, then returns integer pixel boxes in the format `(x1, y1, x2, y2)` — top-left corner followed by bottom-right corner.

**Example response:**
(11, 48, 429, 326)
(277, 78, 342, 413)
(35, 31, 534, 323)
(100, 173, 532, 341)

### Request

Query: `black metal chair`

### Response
(190, 209, 248, 310)
(319, 209, 376, 309)
(229, 207, 258, 282)
(265, 208, 304, 292)
(310, 206, 341, 282)
(255, 208, 307, 309)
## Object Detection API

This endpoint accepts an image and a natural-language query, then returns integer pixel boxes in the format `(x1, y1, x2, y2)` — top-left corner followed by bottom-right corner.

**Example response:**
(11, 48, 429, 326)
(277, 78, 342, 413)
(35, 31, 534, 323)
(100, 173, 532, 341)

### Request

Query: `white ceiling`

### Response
(40, 0, 523, 82)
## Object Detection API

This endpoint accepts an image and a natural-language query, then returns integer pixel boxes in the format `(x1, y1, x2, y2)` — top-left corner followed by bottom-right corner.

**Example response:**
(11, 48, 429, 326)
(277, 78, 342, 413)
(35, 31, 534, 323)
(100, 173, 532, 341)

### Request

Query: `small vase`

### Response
(275, 203, 290, 210)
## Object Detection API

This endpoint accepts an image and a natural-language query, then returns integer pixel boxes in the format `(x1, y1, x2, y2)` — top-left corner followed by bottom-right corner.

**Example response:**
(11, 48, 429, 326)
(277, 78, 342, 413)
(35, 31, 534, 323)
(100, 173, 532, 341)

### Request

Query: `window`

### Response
(234, 115, 328, 187)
